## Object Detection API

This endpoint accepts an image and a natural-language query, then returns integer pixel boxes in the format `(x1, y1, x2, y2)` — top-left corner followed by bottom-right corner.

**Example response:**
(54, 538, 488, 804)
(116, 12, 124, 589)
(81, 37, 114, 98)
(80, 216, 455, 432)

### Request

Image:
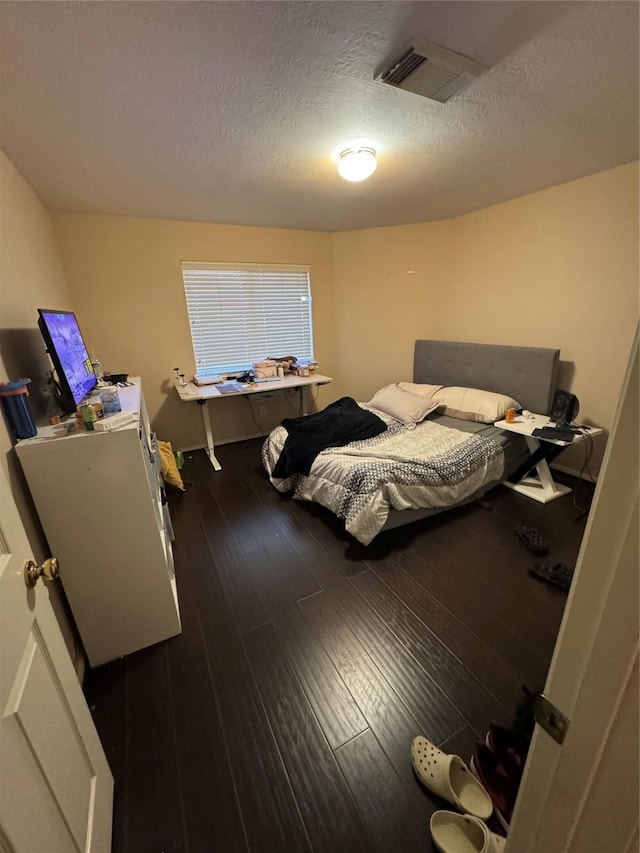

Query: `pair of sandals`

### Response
(514, 525, 573, 590)
(411, 736, 505, 853)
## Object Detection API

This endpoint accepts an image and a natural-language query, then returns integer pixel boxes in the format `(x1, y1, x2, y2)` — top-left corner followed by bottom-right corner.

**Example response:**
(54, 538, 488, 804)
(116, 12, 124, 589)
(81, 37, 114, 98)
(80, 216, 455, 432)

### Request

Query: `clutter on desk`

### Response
(268, 355, 297, 372)
(80, 402, 99, 431)
(253, 356, 318, 379)
(176, 357, 321, 390)
(100, 386, 122, 414)
(266, 356, 319, 377)
(218, 382, 246, 394)
(235, 371, 254, 384)
(193, 373, 222, 386)
(91, 353, 104, 380)
(0, 378, 38, 440)
(75, 399, 103, 431)
(293, 361, 319, 377)
(103, 372, 130, 385)
(93, 412, 136, 432)
(253, 359, 277, 378)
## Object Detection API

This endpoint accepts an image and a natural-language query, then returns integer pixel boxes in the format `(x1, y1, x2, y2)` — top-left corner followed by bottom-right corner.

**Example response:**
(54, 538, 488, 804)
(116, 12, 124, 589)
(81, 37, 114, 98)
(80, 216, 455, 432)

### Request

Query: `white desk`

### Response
(175, 374, 333, 471)
(495, 413, 603, 504)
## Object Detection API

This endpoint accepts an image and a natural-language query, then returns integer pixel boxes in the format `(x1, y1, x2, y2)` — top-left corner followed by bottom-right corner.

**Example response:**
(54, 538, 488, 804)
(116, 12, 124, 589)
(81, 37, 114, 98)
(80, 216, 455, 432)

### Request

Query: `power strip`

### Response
(94, 412, 137, 431)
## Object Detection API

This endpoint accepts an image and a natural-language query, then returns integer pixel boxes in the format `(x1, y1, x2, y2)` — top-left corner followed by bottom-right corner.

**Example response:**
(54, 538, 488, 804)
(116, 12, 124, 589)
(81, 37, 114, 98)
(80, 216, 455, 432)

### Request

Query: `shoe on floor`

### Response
(485, 721, 521, 756)
(470, 743, 519, 833)
(529, 562, 573, 590)
(505, 686, 538, 757)
(430, 810, 506, 853)
(514, 524, 548, 554)
(411, 736, 493, 820)
(484, 723, 524, 782)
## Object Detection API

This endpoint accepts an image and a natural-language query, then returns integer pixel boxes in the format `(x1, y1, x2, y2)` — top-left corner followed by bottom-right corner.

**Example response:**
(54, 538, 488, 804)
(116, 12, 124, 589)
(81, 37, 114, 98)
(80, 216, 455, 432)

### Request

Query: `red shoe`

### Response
(470, 742, 518, 832)
(485, 722, 525, 782)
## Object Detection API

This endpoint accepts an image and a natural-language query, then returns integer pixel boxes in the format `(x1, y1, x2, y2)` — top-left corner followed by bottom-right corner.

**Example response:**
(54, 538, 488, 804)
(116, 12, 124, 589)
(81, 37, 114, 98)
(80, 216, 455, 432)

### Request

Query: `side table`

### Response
(495, 413, 603, 504)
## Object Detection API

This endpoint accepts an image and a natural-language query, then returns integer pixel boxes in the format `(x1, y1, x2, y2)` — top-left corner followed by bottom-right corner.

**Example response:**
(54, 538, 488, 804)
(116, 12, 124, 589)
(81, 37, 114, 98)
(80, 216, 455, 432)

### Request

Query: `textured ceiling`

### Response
(0, 1, 638, 232)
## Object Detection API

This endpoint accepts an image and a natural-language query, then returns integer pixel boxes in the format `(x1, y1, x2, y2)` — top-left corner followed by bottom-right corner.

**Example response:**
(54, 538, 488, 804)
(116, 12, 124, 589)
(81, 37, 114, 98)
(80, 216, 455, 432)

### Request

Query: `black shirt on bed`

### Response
(272, 396, 387, 479)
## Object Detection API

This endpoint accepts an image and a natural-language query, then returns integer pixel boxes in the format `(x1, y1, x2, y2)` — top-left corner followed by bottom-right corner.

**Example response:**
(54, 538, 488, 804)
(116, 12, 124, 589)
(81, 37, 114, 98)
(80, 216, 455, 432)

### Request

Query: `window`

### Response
(181, 262, 314, 376)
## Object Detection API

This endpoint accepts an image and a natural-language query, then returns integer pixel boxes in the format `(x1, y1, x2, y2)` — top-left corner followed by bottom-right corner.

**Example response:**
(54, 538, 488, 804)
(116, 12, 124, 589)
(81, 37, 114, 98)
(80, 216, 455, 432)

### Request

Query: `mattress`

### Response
(263, 409, 530, 545)
(429, 413, 529, 472)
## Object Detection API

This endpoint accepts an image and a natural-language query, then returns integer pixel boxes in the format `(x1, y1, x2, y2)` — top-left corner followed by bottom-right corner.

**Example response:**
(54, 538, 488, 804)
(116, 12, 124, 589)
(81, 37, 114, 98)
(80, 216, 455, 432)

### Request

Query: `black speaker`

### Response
(551, 390, 579, 425)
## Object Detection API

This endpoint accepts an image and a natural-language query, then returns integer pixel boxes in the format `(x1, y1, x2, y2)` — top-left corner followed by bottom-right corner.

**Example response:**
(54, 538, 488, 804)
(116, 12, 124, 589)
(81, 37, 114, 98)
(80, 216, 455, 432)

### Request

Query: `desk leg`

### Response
(197, 400, 222, 471)
(502, 436, 571, 504)
(301, 384, 312, 416)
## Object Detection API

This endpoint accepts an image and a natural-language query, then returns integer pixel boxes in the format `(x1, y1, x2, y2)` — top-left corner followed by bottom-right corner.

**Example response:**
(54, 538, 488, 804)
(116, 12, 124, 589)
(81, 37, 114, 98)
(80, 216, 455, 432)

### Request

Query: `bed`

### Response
(262, 340, 560, 545)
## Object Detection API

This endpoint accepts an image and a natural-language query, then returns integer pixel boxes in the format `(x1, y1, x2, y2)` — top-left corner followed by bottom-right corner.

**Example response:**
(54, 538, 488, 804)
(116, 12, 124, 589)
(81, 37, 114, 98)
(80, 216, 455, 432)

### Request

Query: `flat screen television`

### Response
(38, 309, 97, 414)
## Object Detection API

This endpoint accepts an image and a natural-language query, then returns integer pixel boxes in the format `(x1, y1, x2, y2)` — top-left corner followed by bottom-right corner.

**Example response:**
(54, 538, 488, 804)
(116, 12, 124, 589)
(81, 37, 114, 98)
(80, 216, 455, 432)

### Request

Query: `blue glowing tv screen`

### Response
(38, 309, 97, 413)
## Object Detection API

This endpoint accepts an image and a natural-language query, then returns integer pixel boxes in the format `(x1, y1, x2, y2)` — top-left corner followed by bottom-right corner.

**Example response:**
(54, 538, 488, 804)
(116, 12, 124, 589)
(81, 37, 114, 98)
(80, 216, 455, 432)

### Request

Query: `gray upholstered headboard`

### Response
(413, 340, 560, 415)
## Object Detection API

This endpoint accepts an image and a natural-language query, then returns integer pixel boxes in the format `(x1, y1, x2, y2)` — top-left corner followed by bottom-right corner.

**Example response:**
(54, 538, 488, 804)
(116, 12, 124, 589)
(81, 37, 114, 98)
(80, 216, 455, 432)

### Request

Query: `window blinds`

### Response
(181, 262, 314, 375)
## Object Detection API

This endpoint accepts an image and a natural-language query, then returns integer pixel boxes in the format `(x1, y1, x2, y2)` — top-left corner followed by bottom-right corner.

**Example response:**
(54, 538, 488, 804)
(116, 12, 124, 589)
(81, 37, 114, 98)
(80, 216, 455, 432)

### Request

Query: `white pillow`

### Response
(367, 383, 439, 429)
(432, 386, 521, 423)
(398, 381, 443, 400)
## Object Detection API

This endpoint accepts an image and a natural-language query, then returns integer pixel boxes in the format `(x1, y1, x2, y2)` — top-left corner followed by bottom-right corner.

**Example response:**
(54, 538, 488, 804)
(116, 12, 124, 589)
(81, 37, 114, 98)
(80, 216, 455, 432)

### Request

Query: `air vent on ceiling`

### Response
(376, 40, 486, 103)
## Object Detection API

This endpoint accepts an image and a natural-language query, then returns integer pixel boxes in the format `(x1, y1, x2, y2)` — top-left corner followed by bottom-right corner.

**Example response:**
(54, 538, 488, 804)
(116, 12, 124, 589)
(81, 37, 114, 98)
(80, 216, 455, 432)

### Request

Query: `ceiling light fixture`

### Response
(337, 147, 377, 182)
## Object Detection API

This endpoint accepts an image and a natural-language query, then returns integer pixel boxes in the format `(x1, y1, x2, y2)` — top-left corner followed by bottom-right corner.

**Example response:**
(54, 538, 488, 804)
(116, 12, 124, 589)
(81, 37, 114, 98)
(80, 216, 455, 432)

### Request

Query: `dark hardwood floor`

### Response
(84, 440, 593, 853)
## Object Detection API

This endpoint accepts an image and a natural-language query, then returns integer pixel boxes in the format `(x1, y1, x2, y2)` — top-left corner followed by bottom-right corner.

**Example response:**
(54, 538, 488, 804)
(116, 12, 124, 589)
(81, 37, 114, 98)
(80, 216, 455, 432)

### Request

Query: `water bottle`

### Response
(0, 379, 37, 439)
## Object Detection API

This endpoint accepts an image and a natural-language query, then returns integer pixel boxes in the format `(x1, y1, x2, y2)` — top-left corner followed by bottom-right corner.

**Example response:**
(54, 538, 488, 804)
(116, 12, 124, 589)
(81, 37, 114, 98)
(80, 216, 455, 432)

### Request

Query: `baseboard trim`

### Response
(76, 651, 86, 684)
(550, 462, 597, 483)
(180, 433, 267, 454)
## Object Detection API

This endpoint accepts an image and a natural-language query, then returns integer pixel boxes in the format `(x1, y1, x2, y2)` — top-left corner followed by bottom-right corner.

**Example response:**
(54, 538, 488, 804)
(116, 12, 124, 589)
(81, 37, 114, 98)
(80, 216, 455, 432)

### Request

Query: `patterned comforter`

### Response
(262, 411, 505, 545)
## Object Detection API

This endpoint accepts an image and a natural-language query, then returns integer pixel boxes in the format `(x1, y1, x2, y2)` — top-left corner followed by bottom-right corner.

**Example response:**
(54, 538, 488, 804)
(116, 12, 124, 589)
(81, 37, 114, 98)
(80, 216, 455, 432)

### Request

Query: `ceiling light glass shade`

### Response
(338, 147, 377, 182)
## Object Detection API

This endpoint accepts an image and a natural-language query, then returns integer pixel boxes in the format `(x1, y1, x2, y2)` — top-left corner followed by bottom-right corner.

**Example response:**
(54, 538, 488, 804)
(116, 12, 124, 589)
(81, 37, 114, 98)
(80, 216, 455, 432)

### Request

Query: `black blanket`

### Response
(272, 396, 387, 479)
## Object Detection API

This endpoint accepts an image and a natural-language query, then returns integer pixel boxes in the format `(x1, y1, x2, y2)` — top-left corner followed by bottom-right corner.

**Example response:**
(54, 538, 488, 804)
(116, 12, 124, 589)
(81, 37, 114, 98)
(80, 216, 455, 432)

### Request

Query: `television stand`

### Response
(15, 378, 181, 666)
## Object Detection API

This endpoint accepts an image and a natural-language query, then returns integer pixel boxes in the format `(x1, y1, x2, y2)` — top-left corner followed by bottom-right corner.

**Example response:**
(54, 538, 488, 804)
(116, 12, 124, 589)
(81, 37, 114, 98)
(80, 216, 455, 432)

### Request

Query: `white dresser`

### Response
(16, 379, 181, 667)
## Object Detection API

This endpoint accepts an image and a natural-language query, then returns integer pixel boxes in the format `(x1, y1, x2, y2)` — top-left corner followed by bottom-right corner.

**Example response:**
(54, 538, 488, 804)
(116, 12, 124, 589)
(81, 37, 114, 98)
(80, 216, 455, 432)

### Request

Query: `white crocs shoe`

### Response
(430, 810, 506, 853)
(411, 736, 492, 820)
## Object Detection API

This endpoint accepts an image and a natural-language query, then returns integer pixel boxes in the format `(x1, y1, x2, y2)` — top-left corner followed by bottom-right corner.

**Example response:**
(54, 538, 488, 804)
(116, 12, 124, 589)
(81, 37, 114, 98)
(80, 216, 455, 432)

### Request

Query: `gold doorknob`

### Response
(24, 557, 59, 589)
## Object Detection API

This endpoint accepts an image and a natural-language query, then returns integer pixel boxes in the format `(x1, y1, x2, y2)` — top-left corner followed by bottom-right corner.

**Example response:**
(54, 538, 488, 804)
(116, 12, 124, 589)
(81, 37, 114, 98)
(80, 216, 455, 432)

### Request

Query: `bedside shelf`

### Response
(495, 413, 603, 503)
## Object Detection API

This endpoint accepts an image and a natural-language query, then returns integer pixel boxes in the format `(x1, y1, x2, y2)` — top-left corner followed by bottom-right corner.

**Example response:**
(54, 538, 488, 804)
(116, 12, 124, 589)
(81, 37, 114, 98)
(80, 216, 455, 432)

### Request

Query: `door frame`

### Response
(506, 326, 639, 850)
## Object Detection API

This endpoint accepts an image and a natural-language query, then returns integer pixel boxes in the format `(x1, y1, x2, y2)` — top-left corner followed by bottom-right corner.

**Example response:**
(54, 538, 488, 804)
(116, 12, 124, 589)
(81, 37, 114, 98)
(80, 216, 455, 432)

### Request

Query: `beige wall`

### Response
(52, 163, 638, 476)
(0, 150, 80, 667)
(334, 162, 639, 473)
(446, 163, 639, 473)
(52, 214, 336, 449)
(332, 219, 453, 401)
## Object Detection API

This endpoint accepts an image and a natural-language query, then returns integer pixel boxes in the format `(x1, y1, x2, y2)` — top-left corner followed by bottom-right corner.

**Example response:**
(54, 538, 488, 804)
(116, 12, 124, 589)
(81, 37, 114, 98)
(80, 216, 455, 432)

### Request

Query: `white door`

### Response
(507, 327, 639, 852)
(0, 464, 113, 853)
